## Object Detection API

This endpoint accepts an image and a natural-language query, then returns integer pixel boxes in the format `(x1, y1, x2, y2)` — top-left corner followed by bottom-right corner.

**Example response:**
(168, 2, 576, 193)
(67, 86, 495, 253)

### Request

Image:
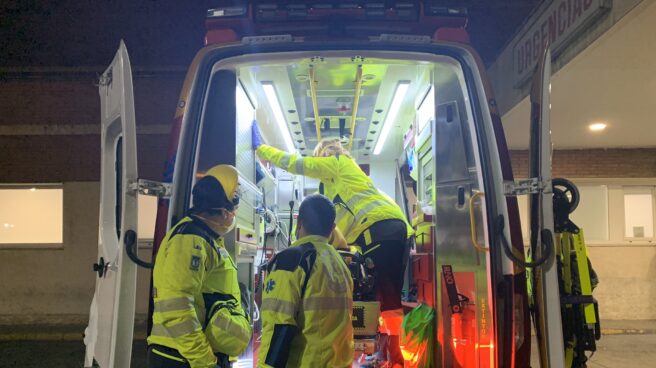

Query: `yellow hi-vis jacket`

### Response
(148, 216, 252, 368)
(256, 145, 413, 245)
(258, 235, 354, 368)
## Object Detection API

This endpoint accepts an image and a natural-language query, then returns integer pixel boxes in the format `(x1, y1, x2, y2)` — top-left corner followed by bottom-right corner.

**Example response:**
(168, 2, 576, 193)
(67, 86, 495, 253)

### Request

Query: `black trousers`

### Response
(147, 345, 190, 368)
(147, 344, 230, 368)
(355, 219, 410, 312)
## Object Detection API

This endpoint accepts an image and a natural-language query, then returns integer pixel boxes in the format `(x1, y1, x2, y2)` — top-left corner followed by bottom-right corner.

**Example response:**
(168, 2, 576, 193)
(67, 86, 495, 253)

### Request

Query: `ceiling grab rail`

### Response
(347, 64, 364, 151)
(309, 66, 322, 142)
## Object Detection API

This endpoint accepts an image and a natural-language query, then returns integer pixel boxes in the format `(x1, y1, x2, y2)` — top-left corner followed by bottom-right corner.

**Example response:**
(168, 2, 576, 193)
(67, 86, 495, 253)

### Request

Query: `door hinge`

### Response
(503, 178, 551, 196)
(128, 179, 172, 198)
(98, 69, 112, 87)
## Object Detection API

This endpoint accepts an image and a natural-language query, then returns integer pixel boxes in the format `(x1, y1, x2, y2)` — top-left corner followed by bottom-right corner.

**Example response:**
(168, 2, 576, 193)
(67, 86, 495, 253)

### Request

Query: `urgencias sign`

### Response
(513, 0, 611, 86)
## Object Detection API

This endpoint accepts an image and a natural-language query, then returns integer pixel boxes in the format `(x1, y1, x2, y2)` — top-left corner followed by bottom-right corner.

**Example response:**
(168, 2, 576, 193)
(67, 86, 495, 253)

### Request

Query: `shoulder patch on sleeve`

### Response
(190, 255, 201, 271)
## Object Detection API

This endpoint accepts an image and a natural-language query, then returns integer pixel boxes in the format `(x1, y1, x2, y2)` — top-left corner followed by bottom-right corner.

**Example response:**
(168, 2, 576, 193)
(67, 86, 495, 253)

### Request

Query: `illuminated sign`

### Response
(513, 0, 611, 85)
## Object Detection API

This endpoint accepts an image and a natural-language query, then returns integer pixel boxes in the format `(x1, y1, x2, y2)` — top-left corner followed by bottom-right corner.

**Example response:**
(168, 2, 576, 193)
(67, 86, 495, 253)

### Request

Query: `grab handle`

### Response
(469, 191, 488, 252)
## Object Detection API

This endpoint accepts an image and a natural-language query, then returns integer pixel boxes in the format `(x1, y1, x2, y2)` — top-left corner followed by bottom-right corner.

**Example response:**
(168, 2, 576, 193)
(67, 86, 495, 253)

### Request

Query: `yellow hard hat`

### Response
(205, 164, 240, 201)
(192, 165, 241, 212)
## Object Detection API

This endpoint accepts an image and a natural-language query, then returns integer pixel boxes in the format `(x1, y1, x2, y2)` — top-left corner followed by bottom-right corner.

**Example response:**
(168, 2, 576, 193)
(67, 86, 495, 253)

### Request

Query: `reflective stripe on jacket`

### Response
(257, 235, 354, 368)
(147, 216, 252, 368)
(256, 145, 413, 244)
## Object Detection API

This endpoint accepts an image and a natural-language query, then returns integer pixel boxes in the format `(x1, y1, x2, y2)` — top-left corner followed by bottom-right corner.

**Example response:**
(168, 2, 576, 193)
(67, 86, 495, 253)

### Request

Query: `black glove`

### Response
(215, 352, 231, 368)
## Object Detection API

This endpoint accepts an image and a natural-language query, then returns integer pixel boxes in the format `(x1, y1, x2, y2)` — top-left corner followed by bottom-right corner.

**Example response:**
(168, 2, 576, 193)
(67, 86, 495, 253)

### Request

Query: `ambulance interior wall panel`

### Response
(276, 179, 296, 213)
(236, 83, 257, 186)
(432, 67, 483, 267)
(196, 70, 237, 180)
(369, 160, 397, 198)
(235, 83, 260, 231)
(196, 70, 258, 229)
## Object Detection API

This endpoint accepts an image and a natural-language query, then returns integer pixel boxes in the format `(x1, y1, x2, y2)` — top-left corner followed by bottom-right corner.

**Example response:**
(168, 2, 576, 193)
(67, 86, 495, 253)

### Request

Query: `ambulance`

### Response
(83, 1, 600, 367)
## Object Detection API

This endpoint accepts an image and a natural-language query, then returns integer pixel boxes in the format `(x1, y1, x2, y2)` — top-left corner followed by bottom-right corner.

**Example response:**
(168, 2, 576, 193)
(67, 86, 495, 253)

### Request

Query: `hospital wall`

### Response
(0, 182, 153, 325)
(0, 74, 181, 325)
(510, 149, 656, 320)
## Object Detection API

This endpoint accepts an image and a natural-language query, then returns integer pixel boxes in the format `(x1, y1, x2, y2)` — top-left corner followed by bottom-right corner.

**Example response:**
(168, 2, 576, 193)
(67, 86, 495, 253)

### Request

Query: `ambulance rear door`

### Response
(84, 41, 139, 368)
(528, 47, 565, 368)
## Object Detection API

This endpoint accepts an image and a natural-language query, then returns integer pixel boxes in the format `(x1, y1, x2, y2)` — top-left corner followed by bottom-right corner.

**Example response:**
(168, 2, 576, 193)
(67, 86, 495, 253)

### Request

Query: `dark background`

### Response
(1, 0, 542, 68)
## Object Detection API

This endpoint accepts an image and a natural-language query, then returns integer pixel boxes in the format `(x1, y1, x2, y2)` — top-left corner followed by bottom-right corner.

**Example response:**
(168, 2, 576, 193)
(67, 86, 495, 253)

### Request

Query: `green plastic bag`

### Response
(400, 304, 435, 368)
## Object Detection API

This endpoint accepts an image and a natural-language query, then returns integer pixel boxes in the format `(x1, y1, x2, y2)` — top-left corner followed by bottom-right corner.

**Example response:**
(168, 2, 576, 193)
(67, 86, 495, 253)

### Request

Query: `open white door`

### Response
(528, 47, 565, 368)
(84, 41, 139, 368)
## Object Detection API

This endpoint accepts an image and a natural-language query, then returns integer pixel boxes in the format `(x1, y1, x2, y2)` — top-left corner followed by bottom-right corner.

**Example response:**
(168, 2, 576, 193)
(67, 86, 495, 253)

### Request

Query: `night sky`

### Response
(0, 1, 541, 67)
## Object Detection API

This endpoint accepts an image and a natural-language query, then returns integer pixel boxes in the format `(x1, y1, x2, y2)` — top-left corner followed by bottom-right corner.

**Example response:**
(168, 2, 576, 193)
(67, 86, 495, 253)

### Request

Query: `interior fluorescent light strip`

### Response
(373, 81, 410, 155)
(262, 82, 295, 152)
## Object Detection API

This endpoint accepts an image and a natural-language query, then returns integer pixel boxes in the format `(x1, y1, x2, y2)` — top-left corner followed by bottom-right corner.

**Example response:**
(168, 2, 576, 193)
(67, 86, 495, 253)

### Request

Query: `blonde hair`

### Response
(313, 137, 352, 158)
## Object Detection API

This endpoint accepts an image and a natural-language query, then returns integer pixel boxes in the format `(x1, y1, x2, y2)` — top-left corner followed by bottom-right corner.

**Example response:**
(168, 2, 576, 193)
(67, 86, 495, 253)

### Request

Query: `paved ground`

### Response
(529, 334, 656, 368)
(0, 340, 147, 368)
(1, 321, 654, 367)
(527, 319, 656, 368)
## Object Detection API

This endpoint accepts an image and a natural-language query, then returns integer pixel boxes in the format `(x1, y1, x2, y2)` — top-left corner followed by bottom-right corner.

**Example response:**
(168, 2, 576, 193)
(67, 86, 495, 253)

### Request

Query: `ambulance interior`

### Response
(192, 51, 493, 364)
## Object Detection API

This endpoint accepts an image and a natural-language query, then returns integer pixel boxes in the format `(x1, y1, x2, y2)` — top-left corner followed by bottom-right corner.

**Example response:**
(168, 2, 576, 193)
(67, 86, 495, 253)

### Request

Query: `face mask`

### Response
(224, 214, 237, 234)
(198, 210, 237, 236)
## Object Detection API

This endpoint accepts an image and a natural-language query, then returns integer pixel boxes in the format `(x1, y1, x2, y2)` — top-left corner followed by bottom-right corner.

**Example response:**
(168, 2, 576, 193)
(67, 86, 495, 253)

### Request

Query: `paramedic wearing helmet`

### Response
(258, 194, 354, 368)
(253, 124, 412, 366)
(147, 165, 252, 368)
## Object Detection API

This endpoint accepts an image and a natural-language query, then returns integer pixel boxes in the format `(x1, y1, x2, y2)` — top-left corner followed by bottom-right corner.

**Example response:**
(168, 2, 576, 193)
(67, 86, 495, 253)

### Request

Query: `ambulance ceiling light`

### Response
(373, 81, 410, 155)
(262, 82, 296, 152)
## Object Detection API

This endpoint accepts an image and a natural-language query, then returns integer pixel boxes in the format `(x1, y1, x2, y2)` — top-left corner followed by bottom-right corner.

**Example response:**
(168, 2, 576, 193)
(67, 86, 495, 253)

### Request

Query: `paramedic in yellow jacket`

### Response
(258, 194, 354, 368)
(253, 124, 412, 366)
(147, 165, 252, 368)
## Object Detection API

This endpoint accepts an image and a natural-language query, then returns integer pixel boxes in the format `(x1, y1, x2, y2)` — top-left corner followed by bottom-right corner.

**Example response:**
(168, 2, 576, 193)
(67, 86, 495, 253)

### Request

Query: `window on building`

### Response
(570, 185, 609, 241)
(0, 186, 63, 245)
(623, 187, 654, 239)
(511, 181, 656, 245)
(138, 194, 158, 246)
(515, 184, 609, 243)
